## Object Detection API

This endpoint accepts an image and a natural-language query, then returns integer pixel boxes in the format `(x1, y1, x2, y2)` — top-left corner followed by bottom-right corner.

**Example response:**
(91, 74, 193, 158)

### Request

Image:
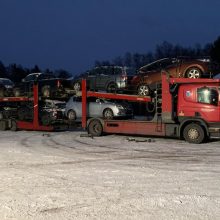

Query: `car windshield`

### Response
(139, 58, 176, 72)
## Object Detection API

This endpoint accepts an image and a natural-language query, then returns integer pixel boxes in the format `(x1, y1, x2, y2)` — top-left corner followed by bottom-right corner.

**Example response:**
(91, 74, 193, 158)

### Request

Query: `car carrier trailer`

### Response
(0, 83, 54, 131)
(81, 72, 220, 144)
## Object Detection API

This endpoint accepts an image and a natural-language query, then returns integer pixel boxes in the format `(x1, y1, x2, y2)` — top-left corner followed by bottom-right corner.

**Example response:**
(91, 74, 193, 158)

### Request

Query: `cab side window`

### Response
(197, 87, 218, 106)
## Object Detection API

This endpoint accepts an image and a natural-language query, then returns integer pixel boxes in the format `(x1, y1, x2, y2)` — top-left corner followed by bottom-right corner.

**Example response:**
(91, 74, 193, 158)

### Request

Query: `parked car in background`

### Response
(14, 72, 73, 98)
(72, 66, 133, 93)
(65, 96, 133, 121)
(0, 78, 15, 97)
(129, 57, 220, 96)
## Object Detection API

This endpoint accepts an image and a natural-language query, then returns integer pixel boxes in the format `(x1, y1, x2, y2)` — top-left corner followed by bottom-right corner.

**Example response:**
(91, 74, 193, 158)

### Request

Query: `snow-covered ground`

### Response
(0, 130, 219, 220)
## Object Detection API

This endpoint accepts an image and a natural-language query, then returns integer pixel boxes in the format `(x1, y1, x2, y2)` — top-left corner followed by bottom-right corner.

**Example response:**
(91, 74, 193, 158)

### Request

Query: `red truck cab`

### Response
(177, 83, 220, 122)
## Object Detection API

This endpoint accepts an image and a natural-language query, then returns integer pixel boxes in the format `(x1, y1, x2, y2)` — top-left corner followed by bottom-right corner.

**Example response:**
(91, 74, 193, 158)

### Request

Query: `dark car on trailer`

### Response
(72, 66, 132, 93)
(14, 72, 73, 98)
(0, 78, 15, 97)
(17, 99, 66, 126)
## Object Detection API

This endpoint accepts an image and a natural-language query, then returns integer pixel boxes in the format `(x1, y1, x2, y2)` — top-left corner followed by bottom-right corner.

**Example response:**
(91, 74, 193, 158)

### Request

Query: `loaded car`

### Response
(65, 96, 133, 121)
(129, 57, 220, 96)
(0, 78, 15, 97)
(17, 99, 66, 125)
(72, 66, 133, 93)
(14, 72, 73, 98)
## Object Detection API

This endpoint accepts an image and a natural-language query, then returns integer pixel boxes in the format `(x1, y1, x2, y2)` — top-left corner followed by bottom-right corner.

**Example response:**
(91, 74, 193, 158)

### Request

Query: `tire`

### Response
(183, 123, 205, 144)
(41, 86, 51, 97)
(137, 84, 150, 96)
(67, 110, 76, 121)
(185, 67, 202, 79)
(0, 112, 4, 120)
(0, 88, 5, 97)
(10, 120, 17, 131)
(106, 83, 117, 93)
(13, 88, 21, 97)
(41, 114, 50, 126)
(0, 120, 7, 131)
(73, 82, 81, 92)
(103, 108, 114, 119)
(88, 119, 103, 136)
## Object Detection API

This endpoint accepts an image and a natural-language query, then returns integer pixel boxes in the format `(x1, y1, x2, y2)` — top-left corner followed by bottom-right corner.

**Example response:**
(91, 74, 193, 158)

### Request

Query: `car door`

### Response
(88, 98, 103, 117)
(86, 70, 98, 90)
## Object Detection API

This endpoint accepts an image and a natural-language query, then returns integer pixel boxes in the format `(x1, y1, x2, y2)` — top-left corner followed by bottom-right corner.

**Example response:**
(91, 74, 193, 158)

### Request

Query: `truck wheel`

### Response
(0, 120, 7, 131)
(88, 119, 103, 136)
(103, 108, 114, 119)
(138, 84, 150, 96)
(10, 120, 17, 131)
(183, 123, 205, 144)
(42, 86, 51, 97)
(67, 110, 76, 121)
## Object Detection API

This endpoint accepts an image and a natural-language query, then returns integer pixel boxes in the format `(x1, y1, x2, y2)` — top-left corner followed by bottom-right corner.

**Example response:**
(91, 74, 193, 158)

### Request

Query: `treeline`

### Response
(95, 37, 220, 69)
(1, 37, 220, 82)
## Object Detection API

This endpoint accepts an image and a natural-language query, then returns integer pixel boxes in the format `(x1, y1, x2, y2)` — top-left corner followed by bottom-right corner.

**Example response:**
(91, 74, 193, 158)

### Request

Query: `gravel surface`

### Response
(0, 130, 219, 220)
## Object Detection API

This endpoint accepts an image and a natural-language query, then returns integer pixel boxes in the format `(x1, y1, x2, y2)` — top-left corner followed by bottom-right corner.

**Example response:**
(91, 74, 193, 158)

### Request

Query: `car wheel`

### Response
(185, 67, 202, 79)
(73, 82, 81, 91)
(138, 84, 150, 96)
(88, 119, 103, 136)
(41, 114, 50, 126)
(13, 88, 21, 97)
(183, 123, 205, 144)
(0, 88, 5, 97)
(103, 108, 114, 119)
(67, 110, 76, 121)
(106, 83, 117, 93)
(41, 86, 51, 97)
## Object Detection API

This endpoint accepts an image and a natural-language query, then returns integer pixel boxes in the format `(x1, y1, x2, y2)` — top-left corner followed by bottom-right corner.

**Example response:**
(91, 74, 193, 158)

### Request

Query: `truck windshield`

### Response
(197, 87, 219, 106)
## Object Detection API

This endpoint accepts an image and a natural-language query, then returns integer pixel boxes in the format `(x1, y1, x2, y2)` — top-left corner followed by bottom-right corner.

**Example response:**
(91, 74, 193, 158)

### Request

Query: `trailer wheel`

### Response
(183, 123, 205, 144)
(10, 120, 17, 131)
(0, 88, 5, 97)
(88, 119, 103, 136)
(0, 120, 7, 131)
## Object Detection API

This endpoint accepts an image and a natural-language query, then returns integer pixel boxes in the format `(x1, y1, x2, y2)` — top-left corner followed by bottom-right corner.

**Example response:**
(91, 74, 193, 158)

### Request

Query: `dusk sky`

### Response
(0, 0, 220, 75)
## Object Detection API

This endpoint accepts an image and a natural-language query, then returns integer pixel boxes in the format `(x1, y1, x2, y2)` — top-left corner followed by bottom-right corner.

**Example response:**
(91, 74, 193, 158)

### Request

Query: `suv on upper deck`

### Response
(72, 66, 133, 93)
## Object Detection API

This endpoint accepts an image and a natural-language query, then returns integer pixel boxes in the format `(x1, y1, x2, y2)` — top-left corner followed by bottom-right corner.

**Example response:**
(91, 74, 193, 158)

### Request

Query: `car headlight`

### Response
(116, 105, 124, 109)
